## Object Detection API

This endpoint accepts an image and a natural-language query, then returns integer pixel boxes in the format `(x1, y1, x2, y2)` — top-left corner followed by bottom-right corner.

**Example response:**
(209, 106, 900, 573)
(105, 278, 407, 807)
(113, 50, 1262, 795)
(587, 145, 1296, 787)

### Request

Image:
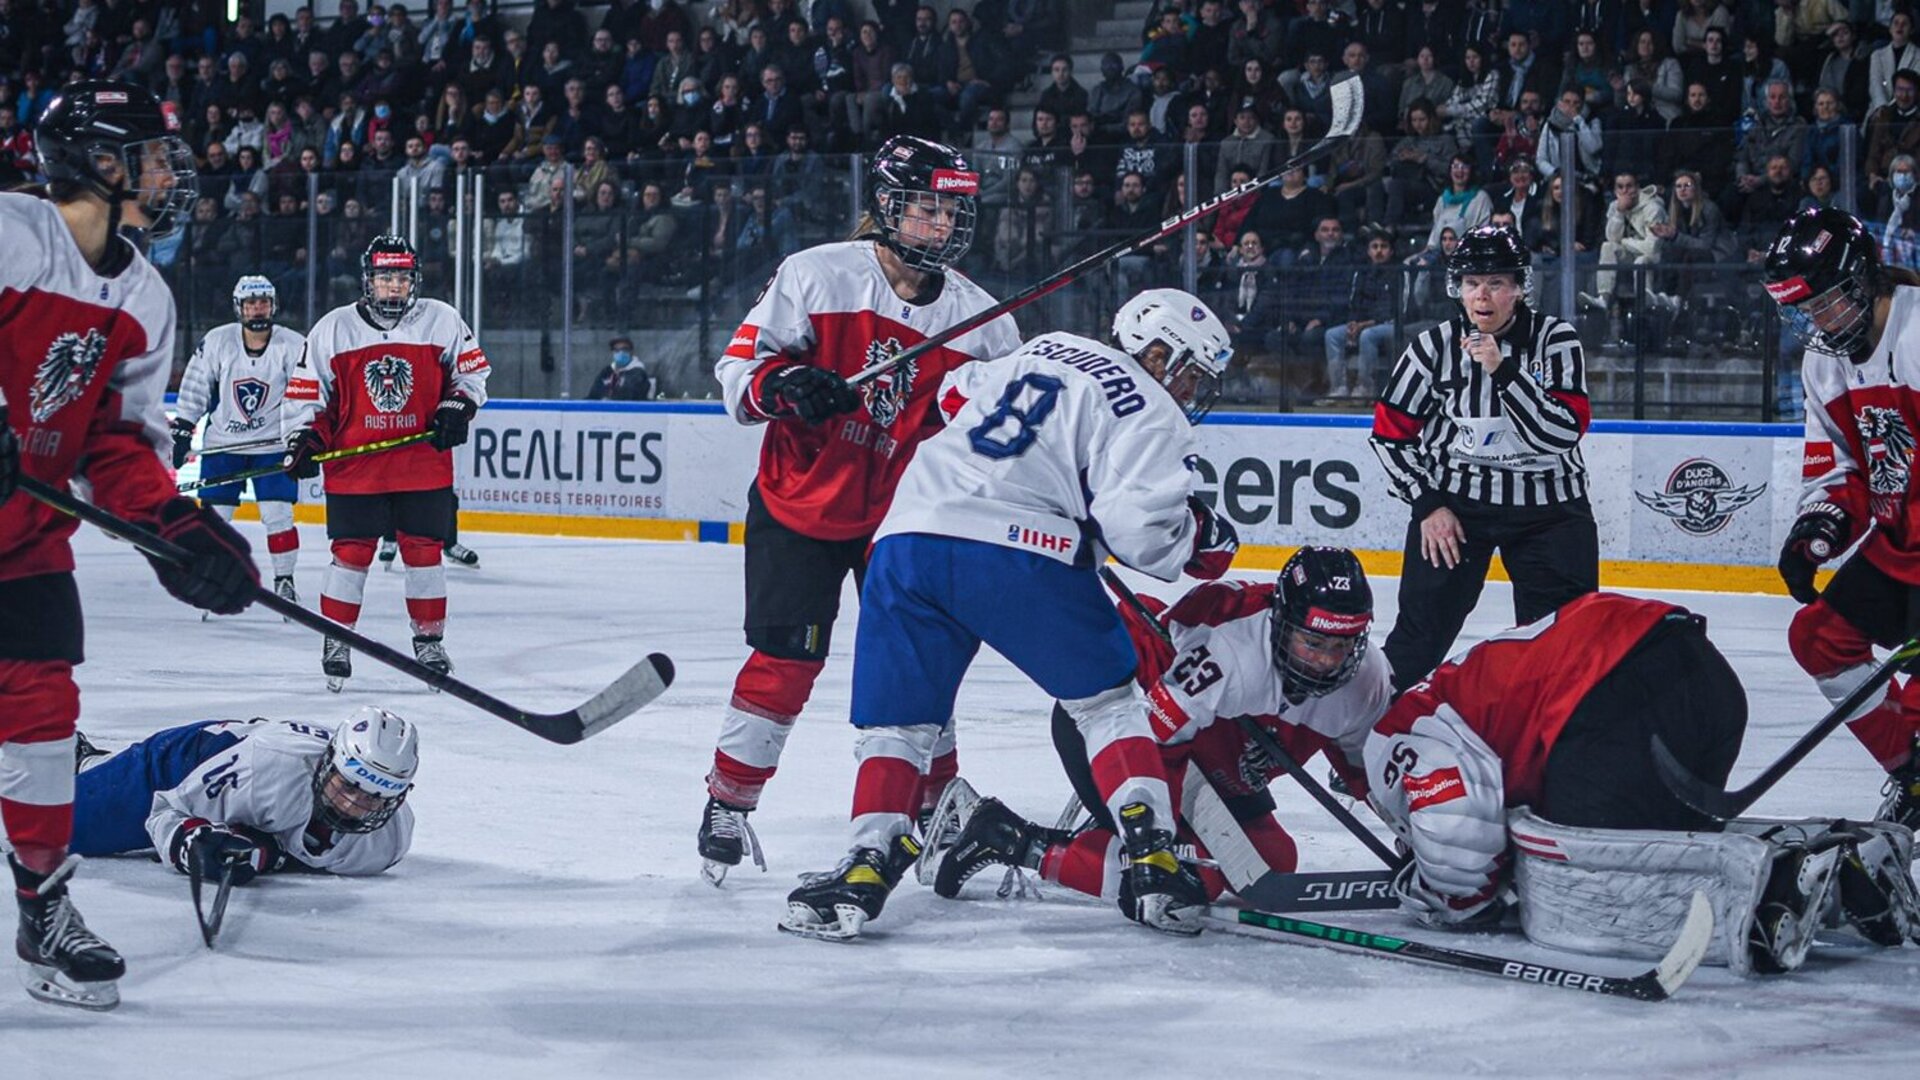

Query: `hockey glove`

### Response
(283, 427, 325, 480)
(1778, 501, 1849, 605)
(1391, 859, 1508, 931)
(171, 820, 282, 886)
(1184, 495, 1239, 579)
(758, 364, 860, 425)
(427, 393, 478, 451)
(146, 497, 260, 615)
(169, 416, 195, 469)
(0, 400, 17, 507)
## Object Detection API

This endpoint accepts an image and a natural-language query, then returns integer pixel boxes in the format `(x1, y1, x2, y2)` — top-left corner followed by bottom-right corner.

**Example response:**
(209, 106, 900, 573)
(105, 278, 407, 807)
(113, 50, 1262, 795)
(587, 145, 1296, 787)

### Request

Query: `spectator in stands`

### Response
(552, 77, 591, 151)
(1039, 53, 1087, 120)
(1283, 0, 1347, 72)
(1493, 157, 1539, 227)
(935, 7, 999, 136)
(1428, 153, 1492, 248)
(624, 181, 678, 282)
(534, 39, 575, 98)
(1737, 35, 1792, 119)
(590, 336, 655, 400)
(1437, 42, 1499, 155)
(1663, 82, 1735, 196)
(198, 139, 239, 207)
(508, 82, 556, 159)
(1107, 170, 1162, 293)
(1088, 51, 1142, 136)
(574, 136, 615, 201)
(1326, 124, 1385, 228)
(1582, 170, 1665, 318)
(1285, 51, 1338, 133)
(1867, 69, 1920, 194)
(1799, 163, 1838, 213)
(1671, 0, 1731, 59)
(1402, 224, 1459, 331)
(1214, 103, 1276, 197)
(481, 186, 529, 316)
(1064, 111, 1111, 189)
(1820, 19, 1871, 121)
(1114, 108, 1178, 201)
(1492, 88, 1545, 177)
(1736, 156, 1801, 258)
(1732, 77, 1806, 200)
(1246, 164, 1333, 266)
(849, 19, 895, 144)
(604, 82, 650, 158)
(1229, 0, 1285, 69)
(993, 165, 1054, 279)
(1209, 163, 1260, 248)
(1220, 228, 1283, 356)
(225, 145, 271, 215)
(573, 179, 627, 311)
(1563, 30, 1613, 111)
(1804, 85, 1850, 179)
(0, 103, 30, 187)
(1608, 79, 1664, 186)
(523, 135, 568, 210)
(466, 86, 516, 162)
(1342, 41, 1394, 135)
(1273, 215, 1355, 396)
(1324, 227, 1400, 401)
(973, 105, 1024, 203)
(396, 133, 445, 201)
(1375, 98, 1453, 236)
(1870, 11, 1920, 115)
(1648, 167, 1733, 310)
(876, 60, 941, 141)
(1535, 87, 1604, 192)
(1617, 28, 1685, 122)
(679, 129, 724, 200)
(1275, 107, 1322, 185)
(1138, 6, 1193, 76)
(1399, 46, 1455, 127)
(1878, 153, 1920, 265)
(1681, 26, 1740, 124)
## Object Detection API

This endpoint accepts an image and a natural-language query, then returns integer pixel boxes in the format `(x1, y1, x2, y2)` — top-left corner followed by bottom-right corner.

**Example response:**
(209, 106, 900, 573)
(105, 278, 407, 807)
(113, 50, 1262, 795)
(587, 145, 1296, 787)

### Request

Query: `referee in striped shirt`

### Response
(1369, 225, 1599, 692)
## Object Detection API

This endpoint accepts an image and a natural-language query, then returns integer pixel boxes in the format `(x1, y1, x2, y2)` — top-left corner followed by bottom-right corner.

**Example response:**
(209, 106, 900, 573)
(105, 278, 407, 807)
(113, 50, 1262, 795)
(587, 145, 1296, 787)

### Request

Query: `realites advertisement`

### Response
(454, 403, 1810, 567)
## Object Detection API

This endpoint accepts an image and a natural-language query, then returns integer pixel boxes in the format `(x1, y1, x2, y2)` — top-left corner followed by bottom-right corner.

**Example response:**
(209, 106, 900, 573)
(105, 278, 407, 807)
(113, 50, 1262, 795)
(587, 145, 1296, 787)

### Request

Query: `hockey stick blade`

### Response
(20, 477, 674, 744)
(1233, 869, 1398, 913)
(1650, 636, 1920, 819)
(1205, 891, 1712, 1002)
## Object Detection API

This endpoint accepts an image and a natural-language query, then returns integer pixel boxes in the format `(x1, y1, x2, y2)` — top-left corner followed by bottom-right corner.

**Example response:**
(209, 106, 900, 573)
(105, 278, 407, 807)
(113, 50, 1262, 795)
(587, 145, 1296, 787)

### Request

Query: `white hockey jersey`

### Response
(174, 322, 307, 451)
(877, 332, 1201, 582)
(144, 719, 413, 876)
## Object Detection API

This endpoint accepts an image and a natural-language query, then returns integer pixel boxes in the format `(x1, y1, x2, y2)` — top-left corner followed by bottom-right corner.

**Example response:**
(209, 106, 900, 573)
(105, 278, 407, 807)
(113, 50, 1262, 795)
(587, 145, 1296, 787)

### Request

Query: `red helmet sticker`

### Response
(159, 101, 181, 132)
(95, 90, 128, 105)
(930, 168, 978, 194)
(370, 251, 417, 269)
(1764, 275, 1812, 304)
(1303, 606, 1369, 635)
(1810, 229, 1832, 254)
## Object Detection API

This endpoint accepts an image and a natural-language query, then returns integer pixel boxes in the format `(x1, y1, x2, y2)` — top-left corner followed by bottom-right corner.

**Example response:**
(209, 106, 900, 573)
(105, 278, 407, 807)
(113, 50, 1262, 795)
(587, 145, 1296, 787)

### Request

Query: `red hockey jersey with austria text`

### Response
(714, 240, 1022, 540)
(283, 297, 489, 495)
(0, 193, 178, 582)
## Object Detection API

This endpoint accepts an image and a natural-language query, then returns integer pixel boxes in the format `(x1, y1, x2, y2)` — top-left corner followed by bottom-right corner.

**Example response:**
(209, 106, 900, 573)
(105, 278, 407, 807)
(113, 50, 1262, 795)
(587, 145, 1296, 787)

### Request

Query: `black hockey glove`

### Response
(759, 364, 860, 424)
(171, 820, 282, 886)
(427, 393, 478, 451)
(1184, 495, 1239, 580)
(1778, 501, 1850, 605)
(146, 497, 260, 615)
(0, 400, 18, 507)
(283, 427, 325, 479)
(169, 416, 195, 469)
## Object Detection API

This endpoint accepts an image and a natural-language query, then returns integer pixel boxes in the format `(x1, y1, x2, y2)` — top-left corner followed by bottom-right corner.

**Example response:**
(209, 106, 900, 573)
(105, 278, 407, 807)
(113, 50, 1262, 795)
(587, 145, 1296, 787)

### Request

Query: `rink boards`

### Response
(230, 401, 1813, 594)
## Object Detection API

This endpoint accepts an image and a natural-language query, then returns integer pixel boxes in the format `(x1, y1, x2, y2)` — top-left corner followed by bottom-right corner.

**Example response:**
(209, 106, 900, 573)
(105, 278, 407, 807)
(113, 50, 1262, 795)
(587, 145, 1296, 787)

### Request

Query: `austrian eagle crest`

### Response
(29, 329, 109, 423)
(860, 338, 914, 427)
(1859, 406, 1915, 504)
(363, 355, 414, 414)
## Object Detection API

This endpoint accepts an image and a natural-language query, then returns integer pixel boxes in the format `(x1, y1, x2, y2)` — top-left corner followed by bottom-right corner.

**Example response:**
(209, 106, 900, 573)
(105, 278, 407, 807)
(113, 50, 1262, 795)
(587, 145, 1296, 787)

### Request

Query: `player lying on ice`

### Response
(925, 547, 1390, 912)
(65, 707, 417, 881)
(1365, 591, 1919, 975)
(780, 288, 1242, 941)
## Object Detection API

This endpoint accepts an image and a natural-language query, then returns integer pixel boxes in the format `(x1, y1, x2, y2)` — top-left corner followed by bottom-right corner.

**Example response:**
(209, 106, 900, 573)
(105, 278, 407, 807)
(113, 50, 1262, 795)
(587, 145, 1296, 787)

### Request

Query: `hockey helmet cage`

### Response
(1269, 547, 1373, 702)
(1763, 206, 1881, 360)
(361, 234, 422, 326)
(311, 706, 419, 834)
(867, 135, 978, 273)
(1446, 224, 1532, 299)
(232, 274, 277, 331)
(34, 80, 197, 238)
(1112, 288, 1233, 423)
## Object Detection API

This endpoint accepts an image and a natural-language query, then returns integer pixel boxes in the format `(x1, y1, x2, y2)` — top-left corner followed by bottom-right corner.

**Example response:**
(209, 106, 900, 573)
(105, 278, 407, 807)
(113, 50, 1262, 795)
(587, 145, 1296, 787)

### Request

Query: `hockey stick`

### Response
(1651, 636, 1920, 819)
(189, 855, 238, 949)
(19, 476, 674, 744)
(1180, 759, 1398, 909)
(177, 432, 431, 492)
(1097, 566, 1403, 869)
(845, 75, 1363, 389)
(1202, 891, 1714, 1002)
(183, 433, 290, 461)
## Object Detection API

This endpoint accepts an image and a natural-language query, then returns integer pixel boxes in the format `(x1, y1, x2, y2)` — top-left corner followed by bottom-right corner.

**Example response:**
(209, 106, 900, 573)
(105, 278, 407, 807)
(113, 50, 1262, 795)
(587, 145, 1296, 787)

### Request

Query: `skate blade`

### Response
(777, 903, 867, 942)
(21, 964, 120, 1011)
(326, 676, 347, 693)
(915, 778, 981, 887)
(701, 858, 732, 887)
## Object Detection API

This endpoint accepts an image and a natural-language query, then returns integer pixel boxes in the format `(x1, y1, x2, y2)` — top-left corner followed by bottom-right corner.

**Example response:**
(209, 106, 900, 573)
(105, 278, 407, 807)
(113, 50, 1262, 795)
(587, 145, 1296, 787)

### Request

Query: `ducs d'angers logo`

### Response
(1634, 457, 1767, 536)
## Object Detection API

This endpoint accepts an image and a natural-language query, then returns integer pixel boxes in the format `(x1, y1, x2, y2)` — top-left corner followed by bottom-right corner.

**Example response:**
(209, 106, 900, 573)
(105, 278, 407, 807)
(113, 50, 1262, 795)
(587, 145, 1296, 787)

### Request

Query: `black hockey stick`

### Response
(19, 477, 674, 744)
(845, 75, 1363, 389)
(1203, 891, 1713, 1002)
(1650, 635, 1920, 819)
(1098, 566, 1404, 869)
(189, 855, 238, 949)
(1233, 868, 1398, 913)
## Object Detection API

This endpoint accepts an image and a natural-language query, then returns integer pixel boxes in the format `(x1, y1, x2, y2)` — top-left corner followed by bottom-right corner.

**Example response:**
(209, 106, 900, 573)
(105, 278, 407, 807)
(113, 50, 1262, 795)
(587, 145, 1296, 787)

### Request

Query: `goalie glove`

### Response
(170, 819, 283, 886)
(1778, 501, 1849, 605)
(1184, 495, 1239, 579)
(169, 416, 195, 469)
(1391, 858, 1508, 931)
(757, 364, 860, 424)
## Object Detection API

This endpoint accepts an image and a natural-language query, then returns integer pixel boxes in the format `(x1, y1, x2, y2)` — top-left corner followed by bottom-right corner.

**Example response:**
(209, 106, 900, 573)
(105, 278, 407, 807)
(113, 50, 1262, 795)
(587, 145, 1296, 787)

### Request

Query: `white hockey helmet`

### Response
(1112, 288, 1232, 423)
(231, 274, 277, 331)
(311, 706, 419, 834)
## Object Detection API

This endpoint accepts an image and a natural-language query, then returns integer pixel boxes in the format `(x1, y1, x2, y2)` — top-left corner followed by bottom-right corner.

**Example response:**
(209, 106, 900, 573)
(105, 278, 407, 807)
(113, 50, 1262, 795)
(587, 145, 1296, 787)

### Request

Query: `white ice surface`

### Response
(7, 527, 1920, 1078)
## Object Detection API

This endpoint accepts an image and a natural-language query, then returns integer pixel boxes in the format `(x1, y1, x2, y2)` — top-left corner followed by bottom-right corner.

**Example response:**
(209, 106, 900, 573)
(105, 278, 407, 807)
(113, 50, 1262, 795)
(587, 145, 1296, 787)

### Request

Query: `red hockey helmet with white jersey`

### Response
(867, 135, 978, 273)
(361, 233, 422, 326)
(312, 706, 419, 834)
(1270, 546, 1372, 702)
(1112, 288, 1232, 423)
(1763, 206, 1880, 361)
(35, 79, 198, 238)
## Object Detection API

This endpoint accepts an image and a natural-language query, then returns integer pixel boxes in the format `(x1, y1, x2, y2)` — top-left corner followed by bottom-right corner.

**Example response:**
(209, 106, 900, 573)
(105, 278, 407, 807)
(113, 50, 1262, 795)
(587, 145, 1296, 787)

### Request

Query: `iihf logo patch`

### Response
(29, 328, 109, 423)
(363, 355, 414, 413)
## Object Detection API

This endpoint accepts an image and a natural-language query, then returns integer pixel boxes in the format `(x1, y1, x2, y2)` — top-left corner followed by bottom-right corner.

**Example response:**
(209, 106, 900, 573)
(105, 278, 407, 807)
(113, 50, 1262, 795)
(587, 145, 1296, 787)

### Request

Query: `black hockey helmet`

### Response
(866, 135, 978, 273)
(34, 80, 197, 238)
(1269, 547, 1373, 702)
(1763, 206, 1881, 361)
(1446, 223, 1532, 299)
(361, 233, 421, 325)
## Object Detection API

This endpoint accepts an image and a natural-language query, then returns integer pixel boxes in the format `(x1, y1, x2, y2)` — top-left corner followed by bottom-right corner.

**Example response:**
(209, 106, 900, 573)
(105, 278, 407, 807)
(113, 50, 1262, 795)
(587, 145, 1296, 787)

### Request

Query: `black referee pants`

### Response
(1383, 495, 1599, 692)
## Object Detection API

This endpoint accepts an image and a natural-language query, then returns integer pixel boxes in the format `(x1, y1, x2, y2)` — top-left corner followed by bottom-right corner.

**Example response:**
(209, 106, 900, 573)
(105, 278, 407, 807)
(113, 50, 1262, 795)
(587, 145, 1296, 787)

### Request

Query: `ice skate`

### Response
(12, 855, 122, 1011)
(273, 574, 297, 621)
(1832, 824, 1920, 946)
(323, 635, 351, 693)
(914, 777, 980, 885)
(697, 796, 764, 886)
(444, 542, 479, 569)
(1116, 803, 1208, 936)
(412, 634, 452, 683)
(933, 796, 1055, 899)
(1748, 842, 1842, 974)
(73, 731, 111, 772)
(780, 834, 921, 942)
(1875, 737, 1920, 835)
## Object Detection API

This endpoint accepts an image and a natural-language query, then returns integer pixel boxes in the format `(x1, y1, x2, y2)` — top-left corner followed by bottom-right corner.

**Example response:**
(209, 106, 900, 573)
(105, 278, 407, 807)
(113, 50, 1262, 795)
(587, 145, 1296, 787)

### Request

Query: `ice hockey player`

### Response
(1759, 207, 1920, 834)
(930, 547, 1390, 911)
(699, 135, 1021, 884)
(172, 275, 307, 607)
(781, 288, 1241, 941)
(283, 234, 490, 691)
(1, 81, 257, 1010)
(1365, 590, 1919, 975)
(69, 708, 416, 879)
